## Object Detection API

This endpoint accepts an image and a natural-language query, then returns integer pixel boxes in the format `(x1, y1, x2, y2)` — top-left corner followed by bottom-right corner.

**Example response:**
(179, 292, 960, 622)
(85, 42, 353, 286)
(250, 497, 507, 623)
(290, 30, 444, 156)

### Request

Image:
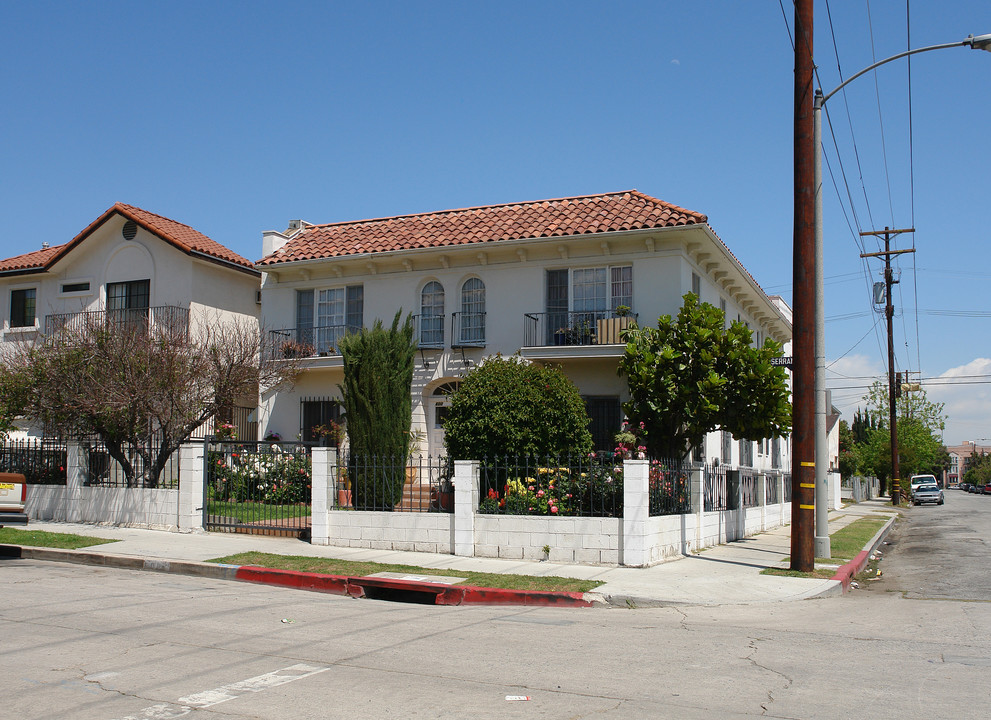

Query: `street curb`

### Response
(0, 545, 597, 608)
(830, 514, 896, 592)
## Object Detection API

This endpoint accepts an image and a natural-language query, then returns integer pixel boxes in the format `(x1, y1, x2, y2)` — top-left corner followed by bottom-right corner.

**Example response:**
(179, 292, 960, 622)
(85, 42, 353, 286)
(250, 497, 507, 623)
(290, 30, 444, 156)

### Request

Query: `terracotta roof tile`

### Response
(257, 190, 708, 266)
(0, 203, 255, 276)
(0, 244, 66, 273)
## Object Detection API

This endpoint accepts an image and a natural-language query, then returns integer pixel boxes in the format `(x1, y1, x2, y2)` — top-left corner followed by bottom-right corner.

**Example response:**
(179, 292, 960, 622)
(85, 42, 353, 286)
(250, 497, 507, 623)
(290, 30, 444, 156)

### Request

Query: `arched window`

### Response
(420, 281, 444, 348)
(458, 278, 485, 346)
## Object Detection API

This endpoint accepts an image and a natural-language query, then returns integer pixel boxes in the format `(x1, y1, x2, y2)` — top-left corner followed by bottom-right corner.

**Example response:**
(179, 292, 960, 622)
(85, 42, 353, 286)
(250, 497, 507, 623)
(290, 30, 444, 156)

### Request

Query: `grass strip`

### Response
(761, 516, 890, 579)
(207, 501, 311, 523)
(0, 527, 119, 550)
(207, 551, 603, 593)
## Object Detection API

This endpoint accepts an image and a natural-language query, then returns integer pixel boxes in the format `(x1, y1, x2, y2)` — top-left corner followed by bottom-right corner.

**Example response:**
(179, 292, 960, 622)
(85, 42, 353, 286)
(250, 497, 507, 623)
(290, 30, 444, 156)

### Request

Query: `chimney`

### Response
(42, 242, 50, 249)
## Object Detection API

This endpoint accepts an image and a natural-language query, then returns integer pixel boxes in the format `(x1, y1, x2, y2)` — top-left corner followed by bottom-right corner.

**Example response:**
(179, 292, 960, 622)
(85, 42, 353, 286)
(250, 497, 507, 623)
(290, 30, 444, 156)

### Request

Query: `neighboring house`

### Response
(256, 190, 792, 470)
(0, 202, 261, 438)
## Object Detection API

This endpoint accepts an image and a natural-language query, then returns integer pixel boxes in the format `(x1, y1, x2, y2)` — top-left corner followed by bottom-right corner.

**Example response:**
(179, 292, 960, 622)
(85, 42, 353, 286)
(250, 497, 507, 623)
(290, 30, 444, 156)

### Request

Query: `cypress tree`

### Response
(339, 311, 416, 509)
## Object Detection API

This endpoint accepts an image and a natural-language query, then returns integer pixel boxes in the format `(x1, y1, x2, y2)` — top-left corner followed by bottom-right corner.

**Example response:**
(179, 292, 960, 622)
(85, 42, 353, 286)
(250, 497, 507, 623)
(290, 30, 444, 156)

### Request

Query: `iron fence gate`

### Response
(203, 439, 312, 538)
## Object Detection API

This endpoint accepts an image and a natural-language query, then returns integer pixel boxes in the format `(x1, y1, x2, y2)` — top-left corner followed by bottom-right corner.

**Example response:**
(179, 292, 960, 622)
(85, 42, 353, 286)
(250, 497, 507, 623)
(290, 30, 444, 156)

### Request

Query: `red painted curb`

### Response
(232, 566, 593, 607)
(831, 550, 868, 592)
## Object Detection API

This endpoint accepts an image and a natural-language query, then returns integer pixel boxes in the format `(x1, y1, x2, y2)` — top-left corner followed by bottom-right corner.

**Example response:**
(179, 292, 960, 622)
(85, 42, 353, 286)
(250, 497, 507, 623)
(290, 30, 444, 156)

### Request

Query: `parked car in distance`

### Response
(913, 483, 944, 505)
(959, 483, 971, 491)
(971, 483, 983, 494)
(983, 482, 991, 495)
(0, 472, 29, 528)
(910, 474, 938, 493)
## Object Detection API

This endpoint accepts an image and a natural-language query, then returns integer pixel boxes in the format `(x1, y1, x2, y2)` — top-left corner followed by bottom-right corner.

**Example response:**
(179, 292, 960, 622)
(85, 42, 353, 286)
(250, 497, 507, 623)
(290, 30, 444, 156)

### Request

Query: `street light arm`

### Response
(821, 34, 991, 105)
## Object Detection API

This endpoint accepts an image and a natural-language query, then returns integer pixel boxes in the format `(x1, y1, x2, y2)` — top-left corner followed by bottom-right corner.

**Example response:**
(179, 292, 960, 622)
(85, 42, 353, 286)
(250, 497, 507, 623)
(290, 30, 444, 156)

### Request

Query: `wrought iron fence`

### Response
(765, 473, 780, 505)
(648, 458, 692, 516)
(204, 440, 312, 535)
(334, 454, 451, 512)
(704, 463, 728, 511)
(44, 306, 189, 339)
(477, 454, 623, 517)
(81, 437, 181, 488)
(0, 439, 67, 485)
(783, 473, 793, 503)
(741, 470, 760, 508)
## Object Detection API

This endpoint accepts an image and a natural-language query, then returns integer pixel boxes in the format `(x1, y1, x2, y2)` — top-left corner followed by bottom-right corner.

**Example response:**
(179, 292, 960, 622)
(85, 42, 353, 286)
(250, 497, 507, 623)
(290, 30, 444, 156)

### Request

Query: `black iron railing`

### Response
(0, 439, 67, 485)
(44, 306, 190, 338)
(411, 313, 445, 349)
(648, 459, 692, 516)
(451, 312, 486, 348)
(704, 463, 728, 511)
(741, 469, 760, 508)
(334, 454, 452, 512)
(523, 310, 636, 347)
(269, 324, 362, 359)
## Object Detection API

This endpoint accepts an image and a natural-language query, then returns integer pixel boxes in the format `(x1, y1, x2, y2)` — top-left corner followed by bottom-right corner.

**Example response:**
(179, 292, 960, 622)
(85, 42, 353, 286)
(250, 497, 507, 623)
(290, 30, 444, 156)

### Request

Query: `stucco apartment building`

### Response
(0, 203, 261, 438)
(255, 190, 793, 470)
(945, 441, 991, 485)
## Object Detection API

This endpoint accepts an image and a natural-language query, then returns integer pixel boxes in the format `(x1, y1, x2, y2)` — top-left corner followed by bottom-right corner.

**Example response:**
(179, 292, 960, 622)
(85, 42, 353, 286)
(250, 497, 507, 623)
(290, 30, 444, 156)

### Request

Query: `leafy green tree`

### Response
(856, 380, 947, 494)
(964, 451, 991, 486)
(443, 354, 592, 460)
(338, 311, 416, 510)
(617, 293, 791, 459)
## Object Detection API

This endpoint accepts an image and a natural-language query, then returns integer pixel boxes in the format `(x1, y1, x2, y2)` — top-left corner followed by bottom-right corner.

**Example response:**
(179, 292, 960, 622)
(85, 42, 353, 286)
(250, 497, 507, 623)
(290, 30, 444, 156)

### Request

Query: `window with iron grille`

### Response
(739, 439, 754, 467)
(721, 430, 733, 465)
(300, 398, 342, 444)
(459, 278, 485, 345)
(420, 281, 445, 347)
(584, 396, 621, 453)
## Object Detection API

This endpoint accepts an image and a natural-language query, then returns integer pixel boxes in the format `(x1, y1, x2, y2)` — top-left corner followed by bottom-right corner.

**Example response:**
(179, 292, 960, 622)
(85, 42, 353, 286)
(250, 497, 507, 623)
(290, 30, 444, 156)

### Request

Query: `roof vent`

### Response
(287, 219, 302, 231)
(122, 220, 138, 240)
(41, 242, 50, 249)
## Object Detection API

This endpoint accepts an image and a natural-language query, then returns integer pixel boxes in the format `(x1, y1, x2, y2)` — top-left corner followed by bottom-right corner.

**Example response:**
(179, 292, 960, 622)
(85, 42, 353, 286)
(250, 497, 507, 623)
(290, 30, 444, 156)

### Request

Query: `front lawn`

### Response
(206, 500, 311, 524)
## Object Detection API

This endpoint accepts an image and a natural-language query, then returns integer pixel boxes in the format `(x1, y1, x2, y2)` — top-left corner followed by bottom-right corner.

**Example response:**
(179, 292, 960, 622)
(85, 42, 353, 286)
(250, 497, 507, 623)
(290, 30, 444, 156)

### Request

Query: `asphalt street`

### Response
(2, 493, 989, 719)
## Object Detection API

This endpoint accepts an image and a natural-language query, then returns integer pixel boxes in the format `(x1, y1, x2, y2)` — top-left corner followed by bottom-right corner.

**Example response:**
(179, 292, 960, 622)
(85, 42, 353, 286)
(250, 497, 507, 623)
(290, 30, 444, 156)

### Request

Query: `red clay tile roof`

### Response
(0, 203, 256, 275)
(0, 244, 66, 274)
(258, 190, 708, 266)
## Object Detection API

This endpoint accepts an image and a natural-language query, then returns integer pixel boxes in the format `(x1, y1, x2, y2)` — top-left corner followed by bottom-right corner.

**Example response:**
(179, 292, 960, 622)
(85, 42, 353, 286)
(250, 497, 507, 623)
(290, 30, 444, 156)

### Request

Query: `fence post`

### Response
(65, 441, 85, 523)
(757, 472, 767, 531)
(310, 447, 332, 546)
(622, 459, 649, 567)
(178, 442, 205, 532)
(691, 465, 704, 553)
(453, 460, 478, 557)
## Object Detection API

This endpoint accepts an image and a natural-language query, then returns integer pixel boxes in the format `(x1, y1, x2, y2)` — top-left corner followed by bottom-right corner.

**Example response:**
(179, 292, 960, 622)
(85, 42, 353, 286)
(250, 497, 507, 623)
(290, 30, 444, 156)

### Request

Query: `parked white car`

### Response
(910, 474, 938, 494)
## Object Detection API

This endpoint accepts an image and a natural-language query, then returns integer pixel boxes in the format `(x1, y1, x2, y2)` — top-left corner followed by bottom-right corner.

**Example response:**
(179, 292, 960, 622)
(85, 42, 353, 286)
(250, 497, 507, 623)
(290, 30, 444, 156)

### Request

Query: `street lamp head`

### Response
(965, 33, 991, 52)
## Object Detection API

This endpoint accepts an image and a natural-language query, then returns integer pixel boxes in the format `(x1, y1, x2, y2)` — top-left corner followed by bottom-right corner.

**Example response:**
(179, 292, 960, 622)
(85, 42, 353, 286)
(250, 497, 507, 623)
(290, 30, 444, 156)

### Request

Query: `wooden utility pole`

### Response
(860, 227, 915, 505)
(791, 0, 815, 571)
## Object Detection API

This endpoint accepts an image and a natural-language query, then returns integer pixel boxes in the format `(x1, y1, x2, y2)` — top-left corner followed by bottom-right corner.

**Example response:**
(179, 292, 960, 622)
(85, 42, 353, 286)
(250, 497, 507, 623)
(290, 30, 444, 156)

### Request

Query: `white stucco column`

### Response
(691, 465, 704, 554)
(622, 459, 649, 567)
(65, 441, 85, 523)
(453, 461, 478, 557)
(310, 447, 334, 545)
(178, 442, 205, 532)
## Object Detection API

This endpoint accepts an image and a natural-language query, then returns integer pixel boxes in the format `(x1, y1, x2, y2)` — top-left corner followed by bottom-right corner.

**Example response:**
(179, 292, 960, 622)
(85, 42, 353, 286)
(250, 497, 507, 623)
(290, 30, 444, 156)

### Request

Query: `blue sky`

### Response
(2, 1, 989, 444)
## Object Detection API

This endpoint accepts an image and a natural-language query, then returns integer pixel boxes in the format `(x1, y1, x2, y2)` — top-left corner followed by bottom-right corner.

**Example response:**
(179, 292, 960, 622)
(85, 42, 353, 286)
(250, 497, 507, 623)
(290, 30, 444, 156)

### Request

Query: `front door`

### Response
(427, 381, 459, 457)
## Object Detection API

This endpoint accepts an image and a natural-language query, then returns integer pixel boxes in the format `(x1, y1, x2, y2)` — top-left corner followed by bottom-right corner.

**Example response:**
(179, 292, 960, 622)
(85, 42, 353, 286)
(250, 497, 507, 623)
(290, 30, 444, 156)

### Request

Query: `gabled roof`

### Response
(257, 190, 708, 266)
(0, 203, 256, 275)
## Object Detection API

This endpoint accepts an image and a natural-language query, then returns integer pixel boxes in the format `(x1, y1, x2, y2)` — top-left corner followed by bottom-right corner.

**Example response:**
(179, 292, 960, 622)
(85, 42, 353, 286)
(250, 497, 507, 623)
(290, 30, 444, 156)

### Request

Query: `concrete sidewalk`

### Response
(4, 500, 897, 608)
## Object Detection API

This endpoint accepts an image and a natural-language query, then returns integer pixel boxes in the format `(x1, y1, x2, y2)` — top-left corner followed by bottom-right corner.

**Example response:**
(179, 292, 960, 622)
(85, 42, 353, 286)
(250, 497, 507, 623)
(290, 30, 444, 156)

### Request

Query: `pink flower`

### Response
(550, 506, 558, 514)
(537, 490, 545, 497)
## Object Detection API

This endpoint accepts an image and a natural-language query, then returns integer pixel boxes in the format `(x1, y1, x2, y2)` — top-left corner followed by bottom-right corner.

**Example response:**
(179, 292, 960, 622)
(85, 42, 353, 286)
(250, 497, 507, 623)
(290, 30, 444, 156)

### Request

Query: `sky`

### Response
(2, 1, 989, 445)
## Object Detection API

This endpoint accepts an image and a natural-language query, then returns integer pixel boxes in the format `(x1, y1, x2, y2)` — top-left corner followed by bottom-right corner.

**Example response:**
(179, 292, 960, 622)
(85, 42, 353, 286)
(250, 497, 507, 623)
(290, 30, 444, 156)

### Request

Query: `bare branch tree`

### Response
(4, 311, 299, 487)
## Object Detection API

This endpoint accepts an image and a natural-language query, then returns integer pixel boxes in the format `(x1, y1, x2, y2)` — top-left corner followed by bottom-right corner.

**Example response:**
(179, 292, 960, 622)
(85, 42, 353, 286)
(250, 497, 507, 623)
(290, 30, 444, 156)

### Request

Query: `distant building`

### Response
(944, 441, 991, 485)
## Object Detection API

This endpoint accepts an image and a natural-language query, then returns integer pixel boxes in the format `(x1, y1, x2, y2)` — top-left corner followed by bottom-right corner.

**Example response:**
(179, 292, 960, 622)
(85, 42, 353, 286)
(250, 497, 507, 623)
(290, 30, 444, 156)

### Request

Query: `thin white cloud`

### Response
(928, 358, 991, 445)
(670, 59, 680, 65)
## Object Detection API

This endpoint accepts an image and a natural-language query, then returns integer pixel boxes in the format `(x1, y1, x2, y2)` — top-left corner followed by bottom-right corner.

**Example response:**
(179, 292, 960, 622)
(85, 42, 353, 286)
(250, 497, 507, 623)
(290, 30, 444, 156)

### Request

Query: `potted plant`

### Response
(312, 419, 344, 448)
(281, 339, 313, 358)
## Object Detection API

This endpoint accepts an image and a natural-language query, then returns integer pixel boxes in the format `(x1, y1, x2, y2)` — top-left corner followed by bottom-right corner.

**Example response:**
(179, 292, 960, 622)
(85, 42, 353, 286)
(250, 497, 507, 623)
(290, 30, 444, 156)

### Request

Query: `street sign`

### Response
(771, 356, 793, 368)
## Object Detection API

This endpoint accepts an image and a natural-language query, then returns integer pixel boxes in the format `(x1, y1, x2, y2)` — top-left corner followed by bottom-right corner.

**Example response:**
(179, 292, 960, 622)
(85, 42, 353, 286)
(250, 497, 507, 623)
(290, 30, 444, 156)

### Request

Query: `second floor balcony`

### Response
(269, 323, 363, 359)
(44, 306, 190, 339)
(523, 310, 637, 348)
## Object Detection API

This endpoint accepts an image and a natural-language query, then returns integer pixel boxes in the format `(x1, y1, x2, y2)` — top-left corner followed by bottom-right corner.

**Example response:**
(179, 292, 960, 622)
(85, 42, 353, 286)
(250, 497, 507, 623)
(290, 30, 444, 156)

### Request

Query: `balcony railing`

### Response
(451, 311, 486, 348)
(269, 324, 362, 359)
(412, 313, 445, 349)
(44, 306, 190, 339)
(523, 310, 637, 348)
